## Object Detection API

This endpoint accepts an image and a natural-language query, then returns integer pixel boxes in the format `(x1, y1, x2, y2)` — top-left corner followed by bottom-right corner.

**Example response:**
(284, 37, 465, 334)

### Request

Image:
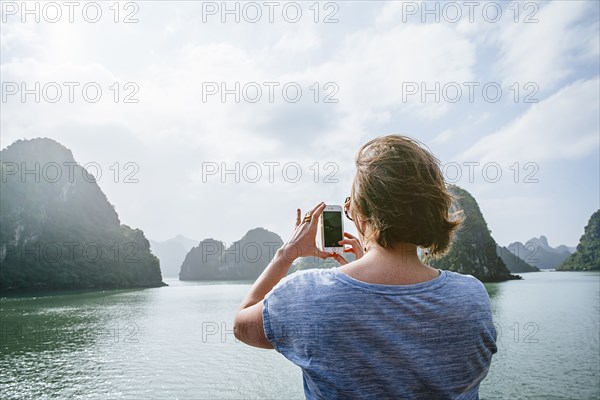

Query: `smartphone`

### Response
(319, 205, 344, 254)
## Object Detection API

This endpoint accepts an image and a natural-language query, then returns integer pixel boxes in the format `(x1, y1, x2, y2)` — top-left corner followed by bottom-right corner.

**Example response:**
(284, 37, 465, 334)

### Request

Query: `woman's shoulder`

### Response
(444, 269, 487, 288)
(278, 267, 335, 288)
(442, 270, 492, 305)
(264, 268, 337, 310)
(265, 268, 335, 299)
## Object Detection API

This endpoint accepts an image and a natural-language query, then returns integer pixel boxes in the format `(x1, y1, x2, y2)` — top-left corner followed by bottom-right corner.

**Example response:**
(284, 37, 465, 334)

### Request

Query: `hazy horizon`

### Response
(146, 227, 578, 250)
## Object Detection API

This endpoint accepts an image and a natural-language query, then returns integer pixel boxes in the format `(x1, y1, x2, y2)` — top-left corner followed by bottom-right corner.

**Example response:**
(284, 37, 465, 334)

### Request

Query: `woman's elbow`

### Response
(233, 313, 243, 342)
(232, 313, 254, 345)
(233, 310, 273, 349)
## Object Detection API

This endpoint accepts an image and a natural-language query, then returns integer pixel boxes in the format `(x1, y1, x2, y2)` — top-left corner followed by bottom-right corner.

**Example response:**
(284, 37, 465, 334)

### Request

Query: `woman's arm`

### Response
(233, 202, 330, 349)
(232, 247, 293, 349)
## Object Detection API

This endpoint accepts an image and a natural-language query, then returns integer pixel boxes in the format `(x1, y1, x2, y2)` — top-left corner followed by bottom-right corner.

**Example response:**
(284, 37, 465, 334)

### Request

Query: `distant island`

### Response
(507, 235, 573, 269)
(179, 228, 283, 280)
(0, 138, 166, 292)
(557, 209, 599, 271)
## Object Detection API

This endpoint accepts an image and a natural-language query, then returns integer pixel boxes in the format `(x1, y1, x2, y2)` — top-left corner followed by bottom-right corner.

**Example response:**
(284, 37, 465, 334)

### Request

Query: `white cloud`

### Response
(457, 78, 600, 164)
(329, 22, 476, 116)
(495, 1, 599, 91)
(0, 20, 40, 53)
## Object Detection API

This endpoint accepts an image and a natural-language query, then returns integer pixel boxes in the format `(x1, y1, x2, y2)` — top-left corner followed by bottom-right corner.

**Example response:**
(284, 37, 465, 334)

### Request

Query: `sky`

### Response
(1, 0, 599, 248)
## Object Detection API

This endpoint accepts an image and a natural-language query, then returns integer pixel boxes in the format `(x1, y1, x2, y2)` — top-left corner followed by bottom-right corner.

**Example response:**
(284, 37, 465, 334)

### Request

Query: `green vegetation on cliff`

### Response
(426, 185, 521, 282)
(557, 210, 600, 271)
(0, 138, 165, 292)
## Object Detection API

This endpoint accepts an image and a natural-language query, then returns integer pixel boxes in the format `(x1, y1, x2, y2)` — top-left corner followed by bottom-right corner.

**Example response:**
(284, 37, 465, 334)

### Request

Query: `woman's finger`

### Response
(339, 239, 360, 254)
(338, 239, 359, 246)
(331, 253, 348, 265)
(343, 232, 360, 241)
(315, 249, 332, 259)
(309, 201, 325, 215)
(309, 202, 326, 229)
(295, 208, 301, 227)
(338, 237, 364, 259)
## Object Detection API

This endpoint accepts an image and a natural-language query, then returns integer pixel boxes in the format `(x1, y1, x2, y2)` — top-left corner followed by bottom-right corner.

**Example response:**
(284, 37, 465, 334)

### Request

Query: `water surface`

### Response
(1, 271, 598, 399)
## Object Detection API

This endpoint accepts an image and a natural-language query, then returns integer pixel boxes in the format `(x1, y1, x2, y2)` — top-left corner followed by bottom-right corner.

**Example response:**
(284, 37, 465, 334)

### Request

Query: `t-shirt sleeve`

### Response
(262, 271, 316, 367)
(262, 292, 278, 350)
(262, 272, 299, 351)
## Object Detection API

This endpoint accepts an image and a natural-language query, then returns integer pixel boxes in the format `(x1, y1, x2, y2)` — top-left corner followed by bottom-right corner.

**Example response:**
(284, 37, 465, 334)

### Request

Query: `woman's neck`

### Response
(339, 242, 439, 285)
(364, 242, 423, 265)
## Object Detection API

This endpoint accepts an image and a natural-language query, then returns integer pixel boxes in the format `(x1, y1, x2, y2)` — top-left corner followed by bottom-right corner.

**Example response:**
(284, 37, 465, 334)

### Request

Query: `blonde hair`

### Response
(350, 134, 463, 257)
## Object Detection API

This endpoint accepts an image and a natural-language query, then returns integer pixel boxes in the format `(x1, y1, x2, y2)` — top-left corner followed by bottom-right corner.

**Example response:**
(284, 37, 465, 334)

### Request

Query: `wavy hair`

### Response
(350, 134, 464, 257)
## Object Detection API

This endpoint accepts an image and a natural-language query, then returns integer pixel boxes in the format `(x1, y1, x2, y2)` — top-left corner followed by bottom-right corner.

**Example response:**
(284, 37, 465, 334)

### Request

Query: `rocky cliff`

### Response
(0, 138, 165, 292)
(426, 185, 520, 282)
(557, 210, 600, 271)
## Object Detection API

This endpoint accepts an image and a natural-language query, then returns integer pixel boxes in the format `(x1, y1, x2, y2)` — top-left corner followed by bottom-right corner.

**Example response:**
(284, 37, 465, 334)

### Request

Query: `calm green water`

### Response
(1, 271, 598, 399)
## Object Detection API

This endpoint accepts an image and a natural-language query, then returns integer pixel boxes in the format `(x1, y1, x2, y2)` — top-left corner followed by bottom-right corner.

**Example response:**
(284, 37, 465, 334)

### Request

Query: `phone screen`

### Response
(323, 210, 343, 248)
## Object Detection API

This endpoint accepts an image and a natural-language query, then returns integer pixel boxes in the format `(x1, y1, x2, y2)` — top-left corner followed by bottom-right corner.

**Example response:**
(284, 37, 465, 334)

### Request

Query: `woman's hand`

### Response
(233, 202, 332, 349)
(281, 202, 332, 262)
(330, 232, 365, 265)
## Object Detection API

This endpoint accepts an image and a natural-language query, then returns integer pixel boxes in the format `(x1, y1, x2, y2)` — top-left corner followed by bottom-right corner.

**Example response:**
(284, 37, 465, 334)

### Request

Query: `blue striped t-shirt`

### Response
(262, 267, 497, 399)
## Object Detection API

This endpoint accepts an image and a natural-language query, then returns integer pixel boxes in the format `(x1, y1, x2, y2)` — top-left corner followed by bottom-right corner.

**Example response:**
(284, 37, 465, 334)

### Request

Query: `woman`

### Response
(233, 135, 497, 399)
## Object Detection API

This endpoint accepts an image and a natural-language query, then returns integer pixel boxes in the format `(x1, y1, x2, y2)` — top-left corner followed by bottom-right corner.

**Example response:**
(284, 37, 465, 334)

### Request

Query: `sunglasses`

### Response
(344, 196, 353, 221)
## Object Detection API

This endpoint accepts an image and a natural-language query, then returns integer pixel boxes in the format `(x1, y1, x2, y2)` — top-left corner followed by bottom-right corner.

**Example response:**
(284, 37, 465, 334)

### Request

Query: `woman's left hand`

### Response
(281, 202, 332, 261)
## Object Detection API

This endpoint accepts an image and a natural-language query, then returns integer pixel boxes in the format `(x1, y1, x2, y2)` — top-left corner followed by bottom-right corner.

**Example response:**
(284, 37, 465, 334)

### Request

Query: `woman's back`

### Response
(235, 135, 497, 397)
(263, 267, 497, 399)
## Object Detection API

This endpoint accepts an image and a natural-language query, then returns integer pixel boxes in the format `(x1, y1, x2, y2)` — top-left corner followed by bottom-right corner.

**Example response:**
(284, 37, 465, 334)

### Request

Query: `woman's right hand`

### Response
(331, 232, 365, 265)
